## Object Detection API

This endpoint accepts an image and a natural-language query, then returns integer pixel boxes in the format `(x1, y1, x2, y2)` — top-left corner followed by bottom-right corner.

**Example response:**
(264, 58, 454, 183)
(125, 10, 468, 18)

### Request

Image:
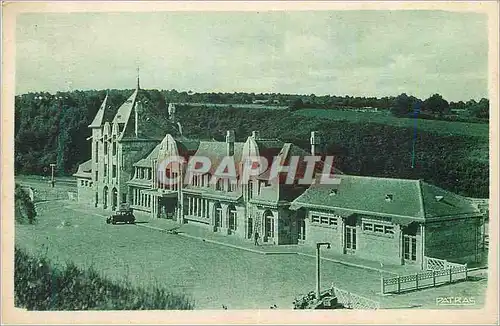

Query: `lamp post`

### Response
(49, 163, 56, 187)
(316, 242, 331, 302)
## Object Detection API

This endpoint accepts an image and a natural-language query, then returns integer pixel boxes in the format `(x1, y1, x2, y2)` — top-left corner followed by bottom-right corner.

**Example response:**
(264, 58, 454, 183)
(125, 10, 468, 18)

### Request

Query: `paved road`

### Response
(15, 200, 488, 310)
(16, 200, 386, 310)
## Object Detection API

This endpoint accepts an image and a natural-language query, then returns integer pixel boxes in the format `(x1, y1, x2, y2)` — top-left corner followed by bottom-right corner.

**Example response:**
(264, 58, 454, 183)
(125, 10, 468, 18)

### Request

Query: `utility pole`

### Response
(50, 163, 56, 187)
(316, 242, 331, 302)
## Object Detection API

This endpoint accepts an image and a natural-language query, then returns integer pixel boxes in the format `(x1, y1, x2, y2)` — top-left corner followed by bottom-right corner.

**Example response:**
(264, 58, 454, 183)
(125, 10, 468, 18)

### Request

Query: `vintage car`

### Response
(106, 204, 135, 225)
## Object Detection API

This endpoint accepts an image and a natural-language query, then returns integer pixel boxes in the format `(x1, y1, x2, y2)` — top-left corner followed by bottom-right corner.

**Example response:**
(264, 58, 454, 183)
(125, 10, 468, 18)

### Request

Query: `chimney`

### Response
(310, 131, 321, 156)
(168, 103, 176, 122)
(251, 130, 260, 140)
(226, 130, 235, 156)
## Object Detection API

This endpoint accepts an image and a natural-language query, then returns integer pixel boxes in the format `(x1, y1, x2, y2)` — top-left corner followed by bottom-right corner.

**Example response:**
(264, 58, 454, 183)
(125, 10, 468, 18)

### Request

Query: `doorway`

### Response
(247, 217, 253, 239)
(263, 210, 274, 243)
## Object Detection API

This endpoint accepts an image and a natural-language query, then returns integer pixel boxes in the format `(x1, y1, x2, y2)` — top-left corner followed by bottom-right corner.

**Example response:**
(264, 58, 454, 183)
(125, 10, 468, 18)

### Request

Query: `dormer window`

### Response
(385, 194, 393, 202)
(329, 189, 338, 196)
(435, 195, 444, 202)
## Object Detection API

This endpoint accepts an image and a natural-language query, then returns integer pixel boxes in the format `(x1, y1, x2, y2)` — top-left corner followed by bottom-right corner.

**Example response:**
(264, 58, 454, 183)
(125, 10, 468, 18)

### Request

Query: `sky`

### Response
(16, 10, 488, 102)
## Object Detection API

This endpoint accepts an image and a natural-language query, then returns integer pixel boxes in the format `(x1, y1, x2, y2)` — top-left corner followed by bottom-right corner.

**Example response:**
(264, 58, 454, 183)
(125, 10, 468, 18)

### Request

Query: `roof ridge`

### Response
(89, 93, 109, 127)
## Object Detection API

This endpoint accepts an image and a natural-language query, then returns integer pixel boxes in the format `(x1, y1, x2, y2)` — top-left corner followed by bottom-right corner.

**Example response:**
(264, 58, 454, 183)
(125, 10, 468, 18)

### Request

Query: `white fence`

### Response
(382, 257, 468, 294)
(331, 284, 380, 309)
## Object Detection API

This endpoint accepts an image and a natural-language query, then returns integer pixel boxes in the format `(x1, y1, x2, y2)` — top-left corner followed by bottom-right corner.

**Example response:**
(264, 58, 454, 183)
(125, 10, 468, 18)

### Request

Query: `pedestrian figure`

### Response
(254, 231, 260, 246)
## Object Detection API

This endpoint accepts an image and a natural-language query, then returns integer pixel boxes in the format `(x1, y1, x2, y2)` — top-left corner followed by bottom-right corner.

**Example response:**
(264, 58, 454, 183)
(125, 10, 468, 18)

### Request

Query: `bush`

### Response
(14, 247, 194, 310)
(15, 184, 36, 224)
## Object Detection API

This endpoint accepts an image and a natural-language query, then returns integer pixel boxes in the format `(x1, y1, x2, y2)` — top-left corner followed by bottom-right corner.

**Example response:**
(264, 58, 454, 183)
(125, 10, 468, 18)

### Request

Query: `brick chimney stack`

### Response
(310, 131, 321, 156)
(226, 130, 235, 156)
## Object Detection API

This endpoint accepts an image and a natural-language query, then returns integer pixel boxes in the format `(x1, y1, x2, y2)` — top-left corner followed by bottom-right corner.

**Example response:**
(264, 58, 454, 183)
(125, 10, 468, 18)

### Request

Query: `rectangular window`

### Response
(80, 180, 84, 186)
(104, 142, 108, 155)
(403, 235, 417, 261)
(363, 223, 373, 231)
(104, 164, 107, 177)
(320, 216, 328, 224)
(329, 217, 338, 226)
(384, 225, 394, 234)
(95, 171, 98, 182)
(112, 142, 116, 156)
(312, 215, 320, 223)
(112, 165, 117, 178)
(374, 224, 384, 233)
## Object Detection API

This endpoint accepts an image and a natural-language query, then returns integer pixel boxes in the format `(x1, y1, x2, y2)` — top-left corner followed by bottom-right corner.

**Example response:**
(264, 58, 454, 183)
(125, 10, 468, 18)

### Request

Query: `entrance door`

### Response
(247, 217, 253, 239)
(403, 235, 417, 263)
(264, 213, 274, 243)
(345, 226, 357, 253)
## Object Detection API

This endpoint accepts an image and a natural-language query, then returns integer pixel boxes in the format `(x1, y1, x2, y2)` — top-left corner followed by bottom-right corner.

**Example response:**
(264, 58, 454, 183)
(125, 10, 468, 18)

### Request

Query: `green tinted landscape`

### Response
(294, 109, 489, 139)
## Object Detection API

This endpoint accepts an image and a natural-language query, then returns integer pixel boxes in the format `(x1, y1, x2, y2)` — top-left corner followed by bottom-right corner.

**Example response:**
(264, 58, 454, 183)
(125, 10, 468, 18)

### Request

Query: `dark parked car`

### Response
(106, 206, 135, 225)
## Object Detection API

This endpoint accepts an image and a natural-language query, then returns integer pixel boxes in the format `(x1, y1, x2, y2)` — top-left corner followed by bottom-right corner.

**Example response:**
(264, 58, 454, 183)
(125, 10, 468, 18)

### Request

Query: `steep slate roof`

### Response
(89, 94, 109, 128)
(73, 159, 92, 179)
(118, 91, 182, 140)
(290, 175, 480, 223)
(192, 141, 245, 174)
(133, 137, 201, 168)
(134, 142, 162, 168)
(113, 89, 138, 125)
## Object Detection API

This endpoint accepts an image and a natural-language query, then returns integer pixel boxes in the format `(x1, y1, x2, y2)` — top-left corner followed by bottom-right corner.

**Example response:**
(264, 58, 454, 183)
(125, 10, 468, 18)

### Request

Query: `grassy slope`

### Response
(294, 109, 489, 139)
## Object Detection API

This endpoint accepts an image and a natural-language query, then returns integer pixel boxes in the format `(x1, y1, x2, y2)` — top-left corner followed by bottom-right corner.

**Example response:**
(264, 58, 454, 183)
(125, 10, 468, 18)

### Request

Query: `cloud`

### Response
(15, 11, 488, 101)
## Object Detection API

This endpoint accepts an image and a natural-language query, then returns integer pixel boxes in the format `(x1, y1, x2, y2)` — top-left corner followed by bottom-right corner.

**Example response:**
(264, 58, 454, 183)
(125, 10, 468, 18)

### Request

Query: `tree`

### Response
(471, 98, 489, 119)
(290, 98, 304, 111)
(391, 93, 422, 117)
(424, 93, 449, 116)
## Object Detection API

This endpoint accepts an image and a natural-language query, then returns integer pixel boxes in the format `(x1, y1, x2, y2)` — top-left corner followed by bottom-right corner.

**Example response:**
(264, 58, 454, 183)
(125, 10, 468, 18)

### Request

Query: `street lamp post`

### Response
(316, 242, 331, 302)
(50, 163, 56, 187)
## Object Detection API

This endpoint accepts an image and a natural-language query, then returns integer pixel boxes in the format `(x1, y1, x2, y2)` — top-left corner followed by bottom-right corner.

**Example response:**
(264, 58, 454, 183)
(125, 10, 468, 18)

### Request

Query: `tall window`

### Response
(112, 142, 117, 156)
(216, 178, 224, 191)
(94, 142, 98, 163)
(247, 181, 253, 199)
(104, 142, 108, 155)
(112, 165, 117, 178)
(95, 171, 98, 182)
(404, 235, 417, 261)
(298, 219, 306, 241)
(228, 179, 237, 192)
(228, 206, 237, 231)
(104, 164, 108, 177)
(215, 204, 222, 227)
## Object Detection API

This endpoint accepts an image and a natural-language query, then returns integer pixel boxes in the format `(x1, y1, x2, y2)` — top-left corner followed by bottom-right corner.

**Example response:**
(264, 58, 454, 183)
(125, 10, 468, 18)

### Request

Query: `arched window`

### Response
(214, 202, 222, 227)
(216, 178, 224, 191)
(264, 210, 274, 240)
(228, 205, 237, 231)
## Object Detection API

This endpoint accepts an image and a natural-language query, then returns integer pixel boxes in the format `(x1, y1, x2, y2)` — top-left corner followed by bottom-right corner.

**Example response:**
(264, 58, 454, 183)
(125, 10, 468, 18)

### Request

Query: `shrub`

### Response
(14, 247, 194, 310)
(15, 184, 37, 224)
